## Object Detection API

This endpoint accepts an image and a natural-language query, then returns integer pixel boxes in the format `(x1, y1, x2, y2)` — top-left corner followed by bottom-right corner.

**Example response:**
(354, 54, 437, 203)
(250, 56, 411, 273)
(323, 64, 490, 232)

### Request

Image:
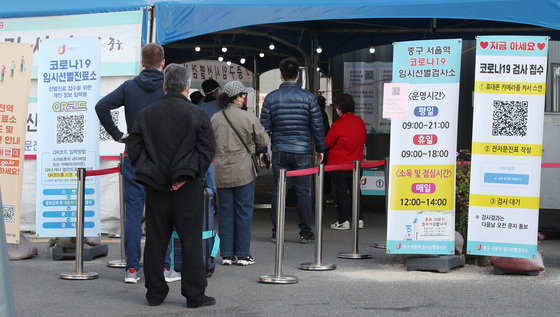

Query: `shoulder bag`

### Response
(222, 110, 260, 175)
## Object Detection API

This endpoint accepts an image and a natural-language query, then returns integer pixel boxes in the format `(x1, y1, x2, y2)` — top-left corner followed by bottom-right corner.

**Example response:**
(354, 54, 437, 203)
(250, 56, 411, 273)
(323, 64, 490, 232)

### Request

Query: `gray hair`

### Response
(163, 63, 192, 93)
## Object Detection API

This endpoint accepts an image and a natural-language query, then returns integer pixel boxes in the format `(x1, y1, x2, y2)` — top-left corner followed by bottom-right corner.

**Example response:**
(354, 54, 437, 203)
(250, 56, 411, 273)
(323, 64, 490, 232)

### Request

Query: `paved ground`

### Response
(8, 169, 560, 316)
(9, 203, 560, 317)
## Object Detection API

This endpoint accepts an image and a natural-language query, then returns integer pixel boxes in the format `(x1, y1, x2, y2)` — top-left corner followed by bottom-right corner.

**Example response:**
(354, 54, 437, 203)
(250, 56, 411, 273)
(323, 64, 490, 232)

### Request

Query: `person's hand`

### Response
(117, 133, 129, 143)
(170, 180, 186, 191)
(316, 152, 324, 164)
(259, 153, 270, 167)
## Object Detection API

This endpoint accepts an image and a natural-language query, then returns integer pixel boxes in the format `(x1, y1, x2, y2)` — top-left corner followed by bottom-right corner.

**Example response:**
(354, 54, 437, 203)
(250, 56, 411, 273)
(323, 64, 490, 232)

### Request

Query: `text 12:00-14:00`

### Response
(400, 198, 448, 206)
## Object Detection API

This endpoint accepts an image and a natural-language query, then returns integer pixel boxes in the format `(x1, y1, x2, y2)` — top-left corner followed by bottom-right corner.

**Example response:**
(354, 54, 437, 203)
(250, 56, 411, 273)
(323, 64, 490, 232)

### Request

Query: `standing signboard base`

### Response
(52, 244, 108, 261)
(406, 255, 465, 273)
(493, 266, 540, 276)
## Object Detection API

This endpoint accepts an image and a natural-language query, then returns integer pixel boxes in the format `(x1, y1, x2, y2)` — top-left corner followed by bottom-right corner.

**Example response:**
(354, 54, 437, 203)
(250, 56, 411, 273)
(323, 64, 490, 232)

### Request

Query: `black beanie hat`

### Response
(201, 78, 220, 96)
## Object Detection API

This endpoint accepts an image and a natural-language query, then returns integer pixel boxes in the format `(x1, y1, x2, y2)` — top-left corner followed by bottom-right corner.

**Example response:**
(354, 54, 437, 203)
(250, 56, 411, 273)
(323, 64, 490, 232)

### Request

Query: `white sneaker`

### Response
(164, 268, 181, 283)
(330, 221, 350, 230)
(221, 256, 237, 265)
(124, 268, 140, 284)
(236, 256, 255, 266)
(359, 219, 364, 229)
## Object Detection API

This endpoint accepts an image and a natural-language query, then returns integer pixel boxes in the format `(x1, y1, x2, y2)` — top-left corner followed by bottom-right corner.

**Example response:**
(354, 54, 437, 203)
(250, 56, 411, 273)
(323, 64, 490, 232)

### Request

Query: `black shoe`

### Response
(270, 232, 276, 243)
(187, 295, 216, 308)
(147, 298, 164, 306)
(299, 232, 315, 244)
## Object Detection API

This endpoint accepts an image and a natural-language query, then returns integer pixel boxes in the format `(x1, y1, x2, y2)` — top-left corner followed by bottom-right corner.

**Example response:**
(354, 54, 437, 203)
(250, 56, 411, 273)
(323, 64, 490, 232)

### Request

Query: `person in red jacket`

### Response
(326, 93, 367, 230)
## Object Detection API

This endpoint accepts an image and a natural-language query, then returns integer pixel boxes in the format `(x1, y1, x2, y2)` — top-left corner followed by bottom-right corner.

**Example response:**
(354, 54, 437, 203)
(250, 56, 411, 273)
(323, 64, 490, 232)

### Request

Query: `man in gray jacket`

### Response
(260, 57, 325, 244)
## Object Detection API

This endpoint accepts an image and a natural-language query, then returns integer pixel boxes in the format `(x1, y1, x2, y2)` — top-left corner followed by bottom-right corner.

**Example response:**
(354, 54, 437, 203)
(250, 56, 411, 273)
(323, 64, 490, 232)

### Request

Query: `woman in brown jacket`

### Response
(211, 81, 269, 266)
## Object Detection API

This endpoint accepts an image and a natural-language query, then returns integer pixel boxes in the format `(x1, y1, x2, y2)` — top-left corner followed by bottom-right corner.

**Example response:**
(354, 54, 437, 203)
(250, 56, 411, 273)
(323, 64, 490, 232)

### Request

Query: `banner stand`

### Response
(406, 254, 465, 273)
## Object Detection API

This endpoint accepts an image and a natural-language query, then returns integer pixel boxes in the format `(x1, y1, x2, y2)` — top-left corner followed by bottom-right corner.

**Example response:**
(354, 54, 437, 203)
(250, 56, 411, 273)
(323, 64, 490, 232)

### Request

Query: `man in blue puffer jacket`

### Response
(260, 57, 326, 244)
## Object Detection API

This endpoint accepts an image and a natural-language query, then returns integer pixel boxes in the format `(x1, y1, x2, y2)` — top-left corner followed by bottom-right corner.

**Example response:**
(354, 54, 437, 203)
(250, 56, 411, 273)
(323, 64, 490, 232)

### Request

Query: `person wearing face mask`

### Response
(211, 81, 269, 266)
(325, 93, 367, 230)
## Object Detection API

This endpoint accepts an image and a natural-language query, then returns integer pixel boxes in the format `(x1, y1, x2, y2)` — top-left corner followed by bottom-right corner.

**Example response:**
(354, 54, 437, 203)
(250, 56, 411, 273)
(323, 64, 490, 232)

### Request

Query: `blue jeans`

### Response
(271, 151, 313, 237)
(217, 181, 255, 258)
(122, 157, 173, 271)
(204, 163, 216, 194)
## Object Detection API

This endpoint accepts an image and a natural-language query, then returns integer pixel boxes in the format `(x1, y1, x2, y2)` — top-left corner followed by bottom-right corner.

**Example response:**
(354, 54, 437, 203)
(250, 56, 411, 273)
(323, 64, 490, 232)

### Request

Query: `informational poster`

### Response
(467, 36, 548, 258)
(376, 63, 393, 132)
(183, 60, 253, 90)
(382, 83, 409, 118)
(0, 11, 144, 78)
(344, 62, 392, 133)
(386, 39, 462, 255)
(0, 43, 33, 243)
(36, 37, 101, 238)
(361, 170, 385, 196)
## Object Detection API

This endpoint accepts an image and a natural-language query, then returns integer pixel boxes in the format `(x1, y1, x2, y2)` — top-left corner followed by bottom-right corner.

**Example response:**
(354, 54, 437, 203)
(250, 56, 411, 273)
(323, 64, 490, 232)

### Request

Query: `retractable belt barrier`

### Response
(60, 154, 125, 280)
(260, 159, 385, 284)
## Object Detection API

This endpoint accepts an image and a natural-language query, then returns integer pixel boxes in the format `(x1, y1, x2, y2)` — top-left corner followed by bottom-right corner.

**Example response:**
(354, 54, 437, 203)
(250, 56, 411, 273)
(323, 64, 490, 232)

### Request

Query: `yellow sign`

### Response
(470, 194, 539, 210)
(472, 142, 541, 156)
(390, 164, 455, 211)
(474, 81, 545, 95)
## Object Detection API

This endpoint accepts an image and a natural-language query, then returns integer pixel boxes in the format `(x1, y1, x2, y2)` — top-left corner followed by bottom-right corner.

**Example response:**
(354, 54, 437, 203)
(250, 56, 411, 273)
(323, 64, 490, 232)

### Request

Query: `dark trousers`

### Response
(144, 178, 207, 306)
(271, 151, 313, 237)
(331, 171, 362, 223)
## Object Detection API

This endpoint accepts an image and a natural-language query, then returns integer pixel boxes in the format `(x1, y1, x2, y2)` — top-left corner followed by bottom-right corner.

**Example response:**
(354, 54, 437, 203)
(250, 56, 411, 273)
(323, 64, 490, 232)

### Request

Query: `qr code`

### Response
(99, 110, 119, 141)
(392, 86, 401, 96)
(56, 115, 85, 144)
(365, 71, 374, 80)
(3, 204, 15, 223)
(492, 100, 528, 137)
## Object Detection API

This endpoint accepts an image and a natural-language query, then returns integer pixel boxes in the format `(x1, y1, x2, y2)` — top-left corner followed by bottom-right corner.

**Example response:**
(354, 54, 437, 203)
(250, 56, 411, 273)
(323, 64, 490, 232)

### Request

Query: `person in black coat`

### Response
(128, 63, 216, 308)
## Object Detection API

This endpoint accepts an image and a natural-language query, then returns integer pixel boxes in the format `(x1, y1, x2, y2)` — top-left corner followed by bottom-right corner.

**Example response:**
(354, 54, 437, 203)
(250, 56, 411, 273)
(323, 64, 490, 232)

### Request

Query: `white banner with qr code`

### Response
(467, 35, 548, 259)
(36, 37, 101, 238)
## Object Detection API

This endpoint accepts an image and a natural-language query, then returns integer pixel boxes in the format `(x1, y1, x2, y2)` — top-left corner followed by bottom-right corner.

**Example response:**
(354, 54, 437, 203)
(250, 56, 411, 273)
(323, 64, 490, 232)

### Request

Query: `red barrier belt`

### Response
(324, 163, 353, 172)
(85, 166, 121, 177)
(286, 167, 319, 177)
(362, 160, 385, 168)
(542, 163, 560, 168)
(285, 160, 386, 177)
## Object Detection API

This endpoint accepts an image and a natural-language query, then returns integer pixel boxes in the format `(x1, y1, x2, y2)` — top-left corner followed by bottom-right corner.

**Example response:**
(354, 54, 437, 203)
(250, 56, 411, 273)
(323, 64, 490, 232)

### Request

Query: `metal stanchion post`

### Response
(60, 168, 99, 280)
(108, 154, 126, 268)
(260, 169, 297, 284)
(338, 160, 372, 259)
(374, 157, 389, 249)
(300, 164, 336, 270)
